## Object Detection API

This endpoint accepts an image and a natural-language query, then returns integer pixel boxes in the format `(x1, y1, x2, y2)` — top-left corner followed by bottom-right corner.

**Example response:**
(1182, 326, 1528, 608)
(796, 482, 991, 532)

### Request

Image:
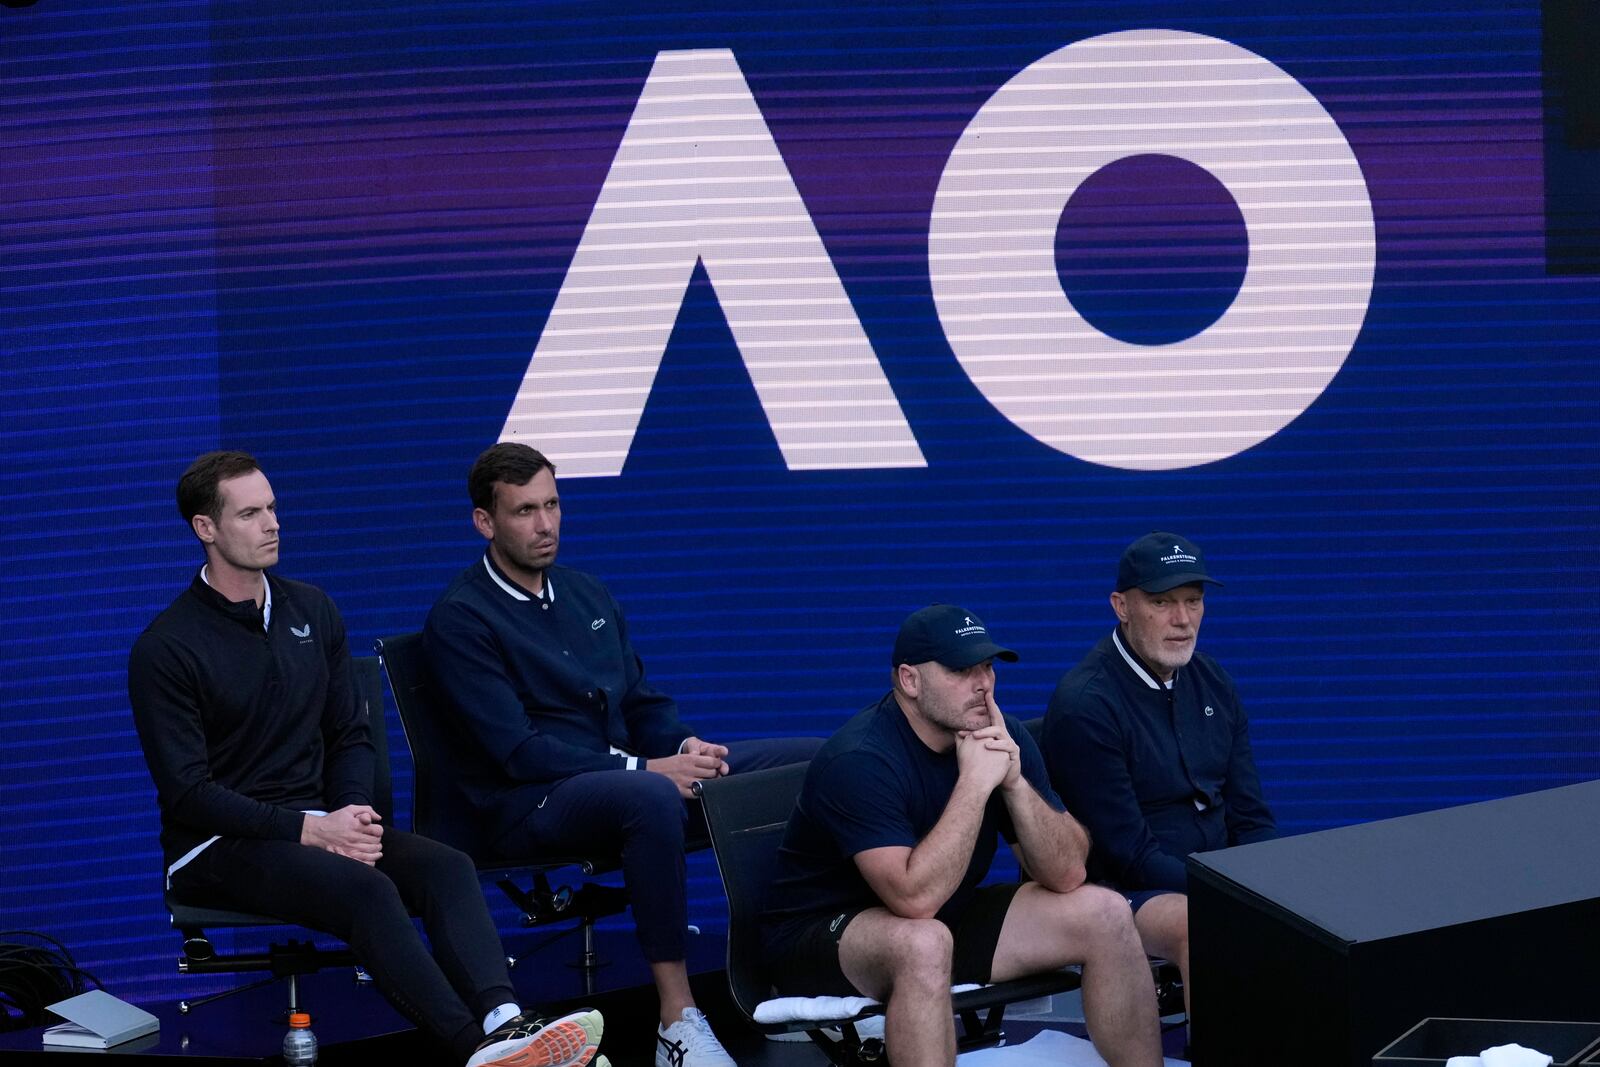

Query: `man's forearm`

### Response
(1005, 784, 1089, 891)
(169, 779, 307, 843)
(885, 779, 993, 918)
(321, 719, 375, 810)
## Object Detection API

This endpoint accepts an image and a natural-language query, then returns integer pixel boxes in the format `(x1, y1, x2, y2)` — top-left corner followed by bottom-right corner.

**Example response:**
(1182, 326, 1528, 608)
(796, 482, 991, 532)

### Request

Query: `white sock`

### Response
(483, 1002, 521, 1035)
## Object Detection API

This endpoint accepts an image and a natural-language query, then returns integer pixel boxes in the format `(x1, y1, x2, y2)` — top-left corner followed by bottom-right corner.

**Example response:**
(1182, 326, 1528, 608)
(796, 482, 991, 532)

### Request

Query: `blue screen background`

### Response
(3, 0, 1597, 1001)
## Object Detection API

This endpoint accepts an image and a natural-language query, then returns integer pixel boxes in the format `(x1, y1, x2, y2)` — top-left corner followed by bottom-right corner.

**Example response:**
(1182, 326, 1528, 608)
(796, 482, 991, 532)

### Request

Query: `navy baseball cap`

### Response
(1116, 532, 1224, 593)
(892, 604, 1018, 671)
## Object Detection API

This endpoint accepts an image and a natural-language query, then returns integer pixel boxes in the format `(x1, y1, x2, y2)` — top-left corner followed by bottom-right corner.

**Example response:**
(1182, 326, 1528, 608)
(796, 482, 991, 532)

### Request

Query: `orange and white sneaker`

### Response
(466, 1008, 603, 1067)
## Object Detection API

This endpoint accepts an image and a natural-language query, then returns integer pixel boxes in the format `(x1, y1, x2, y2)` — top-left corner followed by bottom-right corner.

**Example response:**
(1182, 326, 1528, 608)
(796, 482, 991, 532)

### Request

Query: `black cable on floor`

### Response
(0, 931, 102, 1033)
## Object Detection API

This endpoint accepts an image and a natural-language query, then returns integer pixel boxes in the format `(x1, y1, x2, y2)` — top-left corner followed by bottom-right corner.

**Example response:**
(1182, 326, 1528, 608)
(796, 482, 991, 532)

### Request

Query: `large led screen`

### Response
(3, 0, 1597, 999)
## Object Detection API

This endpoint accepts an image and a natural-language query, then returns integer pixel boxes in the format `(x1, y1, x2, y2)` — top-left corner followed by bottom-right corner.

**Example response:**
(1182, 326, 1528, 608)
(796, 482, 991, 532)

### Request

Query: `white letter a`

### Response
(500, 49, 925, 477)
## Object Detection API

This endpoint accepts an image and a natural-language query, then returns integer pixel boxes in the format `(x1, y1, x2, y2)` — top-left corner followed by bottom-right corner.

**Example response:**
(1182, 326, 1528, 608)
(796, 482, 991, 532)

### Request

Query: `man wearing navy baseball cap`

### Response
(1042, 533, 1278, 1020)
(762, 605, 1163, 1067)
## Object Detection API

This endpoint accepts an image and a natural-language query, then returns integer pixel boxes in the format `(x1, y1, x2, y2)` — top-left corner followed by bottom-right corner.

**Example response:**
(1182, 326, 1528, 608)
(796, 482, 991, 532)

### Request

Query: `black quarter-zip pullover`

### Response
(128, 571, 374, 871)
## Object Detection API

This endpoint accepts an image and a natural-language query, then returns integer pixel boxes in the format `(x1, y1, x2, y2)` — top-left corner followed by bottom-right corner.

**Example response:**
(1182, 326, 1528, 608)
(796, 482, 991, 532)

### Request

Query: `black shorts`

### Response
(770, 883, 1022, 998)
(1123, 887, 1182, 914)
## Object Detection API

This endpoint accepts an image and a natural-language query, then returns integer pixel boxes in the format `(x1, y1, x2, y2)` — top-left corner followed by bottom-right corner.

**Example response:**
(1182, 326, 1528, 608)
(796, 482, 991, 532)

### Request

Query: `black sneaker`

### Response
(466, 1008, 603, 1067)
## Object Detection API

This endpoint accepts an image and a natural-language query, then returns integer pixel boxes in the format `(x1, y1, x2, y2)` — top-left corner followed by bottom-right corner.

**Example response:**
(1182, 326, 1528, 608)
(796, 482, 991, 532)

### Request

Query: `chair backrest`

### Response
(351, 654, 393, 823)
(699, 761, 809, 1023)
(374, 632, 496, 859)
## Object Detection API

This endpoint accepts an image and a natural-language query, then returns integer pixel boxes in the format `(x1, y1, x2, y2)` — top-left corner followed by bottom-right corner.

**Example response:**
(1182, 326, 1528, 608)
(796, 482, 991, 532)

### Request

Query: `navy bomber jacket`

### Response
(1041, 628, 1277, 892)
(423, 556, 692, 839)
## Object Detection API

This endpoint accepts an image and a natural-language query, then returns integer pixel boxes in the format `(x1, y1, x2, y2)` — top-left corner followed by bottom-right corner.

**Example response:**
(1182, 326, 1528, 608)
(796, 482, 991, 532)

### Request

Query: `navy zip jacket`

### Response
(128, 572, 373, 871)
(1041, 628, 1276, 892)
(423, 556, 692, 841)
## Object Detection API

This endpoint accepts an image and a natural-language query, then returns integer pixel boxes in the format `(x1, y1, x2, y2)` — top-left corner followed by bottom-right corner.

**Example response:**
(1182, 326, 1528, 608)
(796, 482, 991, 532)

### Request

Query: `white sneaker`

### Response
(655, 1007, 737, 1067)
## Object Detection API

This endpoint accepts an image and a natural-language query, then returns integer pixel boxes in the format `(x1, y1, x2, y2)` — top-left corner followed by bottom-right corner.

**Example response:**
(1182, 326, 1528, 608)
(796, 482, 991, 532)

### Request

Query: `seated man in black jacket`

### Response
(129, 450, 604, 1067)
(1041, 532, 1278, 1018)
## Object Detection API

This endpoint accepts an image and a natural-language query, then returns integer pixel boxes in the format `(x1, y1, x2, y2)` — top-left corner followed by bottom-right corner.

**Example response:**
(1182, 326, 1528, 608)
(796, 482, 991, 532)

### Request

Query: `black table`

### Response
(1188, 778, 1600, 1067)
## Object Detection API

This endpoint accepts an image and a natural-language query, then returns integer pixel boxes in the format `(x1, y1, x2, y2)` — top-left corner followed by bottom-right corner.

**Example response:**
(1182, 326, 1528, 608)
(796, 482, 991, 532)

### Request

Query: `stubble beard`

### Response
(503, 536, 557, 575)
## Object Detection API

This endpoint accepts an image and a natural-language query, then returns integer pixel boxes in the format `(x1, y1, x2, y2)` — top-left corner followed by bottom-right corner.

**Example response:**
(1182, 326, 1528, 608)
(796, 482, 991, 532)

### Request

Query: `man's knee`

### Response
(1168, 897, 1189, 945)
(1048, 883, 1142, 953)
(1067, 883, 1137, 928)
(619, 772, 689, 836)
(1137, 894, 1189, 960)
(401, 836, 481, 894)
(342, 866, 411, 930)
(1134, 892, 1186, 929)
(877, 917, 953, 979)
(726, 735, 824, 774)
(838, 914, 954, 1000)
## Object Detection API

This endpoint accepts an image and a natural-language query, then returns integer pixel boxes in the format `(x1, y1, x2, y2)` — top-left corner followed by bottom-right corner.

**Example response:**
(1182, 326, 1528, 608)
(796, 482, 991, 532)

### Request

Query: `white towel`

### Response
(752, 982, 986, 1024)
(1446, 1044, 1553, 1067)
(1482, 1045, 1553, 1067)
(753, 995, 878, 1024)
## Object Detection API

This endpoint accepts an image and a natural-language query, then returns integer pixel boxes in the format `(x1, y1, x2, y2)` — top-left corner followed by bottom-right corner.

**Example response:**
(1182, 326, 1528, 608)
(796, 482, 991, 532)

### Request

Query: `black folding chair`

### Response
(166, 655, 388, 1015)
(699, 762, 1084, 1065)
(374, 631, 630, 981)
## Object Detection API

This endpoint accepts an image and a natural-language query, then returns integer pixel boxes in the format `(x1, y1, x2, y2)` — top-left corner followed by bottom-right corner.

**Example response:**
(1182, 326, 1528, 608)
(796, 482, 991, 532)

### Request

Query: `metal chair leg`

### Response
(177, 974, 280, 1015)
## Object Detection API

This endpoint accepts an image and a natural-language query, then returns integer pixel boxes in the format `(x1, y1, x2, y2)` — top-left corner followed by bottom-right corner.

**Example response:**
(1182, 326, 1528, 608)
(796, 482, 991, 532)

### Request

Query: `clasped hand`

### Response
(956, 691, 1022, 794)
(301, 804, 384, 865)
(646, 736, 731, 798)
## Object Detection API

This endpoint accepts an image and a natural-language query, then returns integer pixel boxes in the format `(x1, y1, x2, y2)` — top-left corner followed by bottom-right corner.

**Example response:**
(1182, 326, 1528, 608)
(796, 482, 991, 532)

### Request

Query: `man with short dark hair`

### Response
(425, 441, 819, 1067)
(761, 605, 1163, 1067)
(130, 450, 604, 1067)
(1041, 531, 1278, 1019)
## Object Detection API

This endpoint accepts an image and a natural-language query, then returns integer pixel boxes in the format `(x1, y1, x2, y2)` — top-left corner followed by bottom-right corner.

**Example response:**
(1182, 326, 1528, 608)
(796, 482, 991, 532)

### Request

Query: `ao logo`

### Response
(501, 29, 1375, 476)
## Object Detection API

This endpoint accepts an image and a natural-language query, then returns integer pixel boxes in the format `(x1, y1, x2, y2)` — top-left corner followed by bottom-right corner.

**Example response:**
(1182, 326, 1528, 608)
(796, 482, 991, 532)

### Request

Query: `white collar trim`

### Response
(482, 555, 553, 604)
(1111, 627, 1162, 690)
(201, 564, 272, 631)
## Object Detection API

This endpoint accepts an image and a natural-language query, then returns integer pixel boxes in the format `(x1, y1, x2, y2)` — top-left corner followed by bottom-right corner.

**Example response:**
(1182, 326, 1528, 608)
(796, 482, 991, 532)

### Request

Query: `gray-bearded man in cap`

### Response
(1041, 532, 1278, 1020)
(762, 605, 1163, 1067)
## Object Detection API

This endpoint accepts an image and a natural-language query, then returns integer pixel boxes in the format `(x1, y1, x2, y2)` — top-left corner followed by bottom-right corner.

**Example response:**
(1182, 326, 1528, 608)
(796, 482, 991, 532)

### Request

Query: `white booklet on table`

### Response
(42, 989, 159, 1049)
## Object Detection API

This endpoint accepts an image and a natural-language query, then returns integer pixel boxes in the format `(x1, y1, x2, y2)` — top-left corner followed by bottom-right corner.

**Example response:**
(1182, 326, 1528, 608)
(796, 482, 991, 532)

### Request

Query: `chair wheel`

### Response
(1155, 973, 1185, 1017)
(855, 1037, 886, 1063)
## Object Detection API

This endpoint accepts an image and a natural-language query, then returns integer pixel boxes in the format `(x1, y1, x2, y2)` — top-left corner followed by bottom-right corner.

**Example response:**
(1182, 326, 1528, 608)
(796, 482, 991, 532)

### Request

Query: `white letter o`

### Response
(929, 29, 1375, 470)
